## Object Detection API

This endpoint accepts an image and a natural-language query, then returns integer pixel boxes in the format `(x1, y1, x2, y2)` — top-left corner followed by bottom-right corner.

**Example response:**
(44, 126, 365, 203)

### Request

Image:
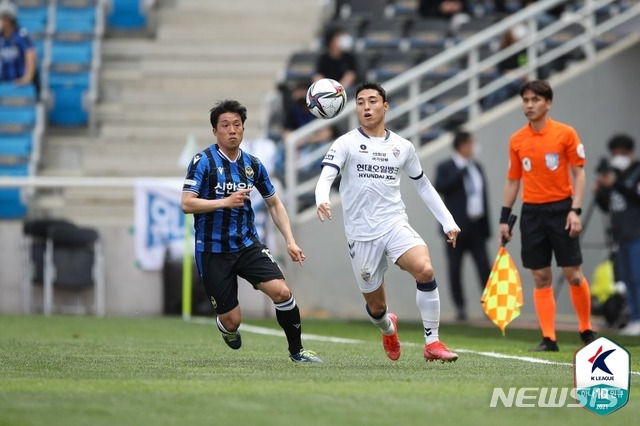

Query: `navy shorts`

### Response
(195, 244, 284, 314)
(520, 197, 582, 270)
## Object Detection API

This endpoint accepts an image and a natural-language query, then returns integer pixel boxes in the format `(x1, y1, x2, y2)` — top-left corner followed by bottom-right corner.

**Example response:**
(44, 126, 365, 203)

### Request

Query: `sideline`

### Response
(188, 317, 640, 376)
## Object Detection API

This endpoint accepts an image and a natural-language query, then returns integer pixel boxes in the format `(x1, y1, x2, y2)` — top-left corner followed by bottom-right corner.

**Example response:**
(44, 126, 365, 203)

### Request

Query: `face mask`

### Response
(337, 34, 353, 51)
(610, 154, 632, 171)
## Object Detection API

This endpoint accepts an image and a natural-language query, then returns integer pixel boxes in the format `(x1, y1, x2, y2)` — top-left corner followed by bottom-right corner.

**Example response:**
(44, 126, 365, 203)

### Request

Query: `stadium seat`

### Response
(0, 82, 38, 105)
(42, 223, 105, 316)
(367, 51, 416, 82)
(0, 163, 29, 218)
(49, 36, 94, 68)
(15, 0, 51, 34)
(358, 18, 407, 51)
(406, 18, 451, 49)
(107, 0, 149, 30)
(0, 133, 32, 158)
(283, 51, 319, 83)
(339, 0, 392, 26)
(47, 69, 91, 125)
(0, 105, 37, 130)
(53, 0, 101, 36)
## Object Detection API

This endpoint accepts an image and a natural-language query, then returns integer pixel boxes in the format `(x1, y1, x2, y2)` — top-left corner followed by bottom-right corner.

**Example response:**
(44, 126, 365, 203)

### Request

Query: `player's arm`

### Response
(315, 165, 339, 222)
(181, 189, 251, 214)
(412, 172, 460, 247)
(498, 178, 520, 243)
(265, 194, 305, 265)
(566, 165, 586, 237)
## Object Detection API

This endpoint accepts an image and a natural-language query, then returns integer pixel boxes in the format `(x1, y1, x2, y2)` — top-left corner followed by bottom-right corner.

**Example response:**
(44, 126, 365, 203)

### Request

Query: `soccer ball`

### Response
(305, 78, 347, 119)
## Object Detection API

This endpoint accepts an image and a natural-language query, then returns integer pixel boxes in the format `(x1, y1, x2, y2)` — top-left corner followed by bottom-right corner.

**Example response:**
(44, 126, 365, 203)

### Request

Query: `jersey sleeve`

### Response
(183, 152, 206, 194)
(401, 143, 422, 178)
(565, 126, 586, 167)
(321, 136, 347, 172)
(506, 137, 522, 180)
(254, 160, 276, 199)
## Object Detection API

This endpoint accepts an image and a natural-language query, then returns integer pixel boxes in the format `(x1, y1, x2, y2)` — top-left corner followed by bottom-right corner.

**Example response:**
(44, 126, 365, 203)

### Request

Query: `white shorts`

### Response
(348, 221, 426, 294)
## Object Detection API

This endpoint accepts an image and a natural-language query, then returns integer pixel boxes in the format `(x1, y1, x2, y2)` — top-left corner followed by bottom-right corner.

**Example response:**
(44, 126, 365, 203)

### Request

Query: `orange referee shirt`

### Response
(507, 118, 586, 204)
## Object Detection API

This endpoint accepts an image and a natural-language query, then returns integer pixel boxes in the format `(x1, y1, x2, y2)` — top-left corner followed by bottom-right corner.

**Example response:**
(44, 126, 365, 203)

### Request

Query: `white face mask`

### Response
(610, 154, 632, 171)
(337, 34, 353, 51)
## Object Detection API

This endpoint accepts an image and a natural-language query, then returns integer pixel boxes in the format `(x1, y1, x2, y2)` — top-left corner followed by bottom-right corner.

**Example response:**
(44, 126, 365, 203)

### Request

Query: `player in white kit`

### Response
(315, 82, 460, 362)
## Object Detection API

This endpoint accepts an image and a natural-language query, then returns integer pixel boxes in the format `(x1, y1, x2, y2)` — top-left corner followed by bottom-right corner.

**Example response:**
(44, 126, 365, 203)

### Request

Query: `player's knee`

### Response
(532, 272, 552, 288)
(567, 275, 583, 286)
(270, 284, 292, 303)
(415, 264, 435, 283)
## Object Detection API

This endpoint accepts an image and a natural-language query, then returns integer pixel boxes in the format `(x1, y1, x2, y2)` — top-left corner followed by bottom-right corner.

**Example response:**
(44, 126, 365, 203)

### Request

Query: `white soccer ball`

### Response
(305, 78, 347, 119)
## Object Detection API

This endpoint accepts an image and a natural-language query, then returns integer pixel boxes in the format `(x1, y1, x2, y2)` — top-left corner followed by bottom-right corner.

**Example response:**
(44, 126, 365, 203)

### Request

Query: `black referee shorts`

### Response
(520, 197, 582, 270)
(195, 244, 284, 315)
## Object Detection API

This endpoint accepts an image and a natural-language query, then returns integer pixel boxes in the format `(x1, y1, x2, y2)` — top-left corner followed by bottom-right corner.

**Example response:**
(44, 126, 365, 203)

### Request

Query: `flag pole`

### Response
(182, 213, 192, 321)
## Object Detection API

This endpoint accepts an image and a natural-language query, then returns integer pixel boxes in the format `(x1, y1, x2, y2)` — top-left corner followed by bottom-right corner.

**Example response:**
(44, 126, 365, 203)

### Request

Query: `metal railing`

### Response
(283, 0, 640, 217)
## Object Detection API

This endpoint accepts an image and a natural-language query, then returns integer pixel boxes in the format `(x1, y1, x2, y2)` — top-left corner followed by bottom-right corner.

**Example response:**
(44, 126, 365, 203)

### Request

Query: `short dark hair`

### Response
(209, 100, 247, 129)
(355, 82, 387, 103)
(519, 80, 553, 101)
(608, 134, 635, 153)
(453, 131, 471, 151)
(323, 25, 345, 47)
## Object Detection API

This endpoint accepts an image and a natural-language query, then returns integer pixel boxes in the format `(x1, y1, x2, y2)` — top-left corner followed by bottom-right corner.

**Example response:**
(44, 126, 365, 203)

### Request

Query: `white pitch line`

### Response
(188, 318, 640, 375)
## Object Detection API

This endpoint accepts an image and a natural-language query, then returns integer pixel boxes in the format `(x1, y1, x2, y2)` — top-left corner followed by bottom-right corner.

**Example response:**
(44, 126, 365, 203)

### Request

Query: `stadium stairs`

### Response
(36, 0, 323, 225)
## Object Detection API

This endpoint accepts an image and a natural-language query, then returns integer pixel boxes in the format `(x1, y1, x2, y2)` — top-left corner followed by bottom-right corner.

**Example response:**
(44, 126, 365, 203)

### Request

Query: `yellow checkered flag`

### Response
(481, 215, 523, 335)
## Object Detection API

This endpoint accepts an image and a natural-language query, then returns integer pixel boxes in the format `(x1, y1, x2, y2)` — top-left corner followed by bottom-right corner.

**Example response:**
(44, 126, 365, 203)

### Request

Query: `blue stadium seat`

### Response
(0, 133, 32, 158)
(0, 82, 38, 105)
(16, 0, 50, 34)
(50, 37, 94, 68)
(107, 0, 148, 30)
(0, 105, 37, 130)
(47, 70, 90, 125)
(54, 0, 98, 35)
(0, 163, 29, 219)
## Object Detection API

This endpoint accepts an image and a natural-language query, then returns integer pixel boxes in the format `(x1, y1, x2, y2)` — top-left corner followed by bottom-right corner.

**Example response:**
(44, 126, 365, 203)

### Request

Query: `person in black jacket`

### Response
(435, 131, 491, 321)
(594, 134, 640, 336)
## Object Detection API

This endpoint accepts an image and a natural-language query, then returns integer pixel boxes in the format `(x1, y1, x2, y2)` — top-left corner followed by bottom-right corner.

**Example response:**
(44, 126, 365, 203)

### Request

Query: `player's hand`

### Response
(565, 211, 582, 238)
(226, 188, 252, 208)
(287, 242, 306, 266)
(446, 228, 460, 248)
(498, 223, 512, 245)
(317, 202, 332, 222)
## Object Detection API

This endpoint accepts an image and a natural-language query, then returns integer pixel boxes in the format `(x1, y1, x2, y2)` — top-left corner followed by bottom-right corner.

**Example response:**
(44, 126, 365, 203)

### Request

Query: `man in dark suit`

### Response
(435, 131, 492, 321)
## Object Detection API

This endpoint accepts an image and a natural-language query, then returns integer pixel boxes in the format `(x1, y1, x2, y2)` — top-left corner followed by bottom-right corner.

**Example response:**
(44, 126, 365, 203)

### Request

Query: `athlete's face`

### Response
(521, 89, 551, 123)
(356, 89, 388, 130)
(213, 112, 244, 156)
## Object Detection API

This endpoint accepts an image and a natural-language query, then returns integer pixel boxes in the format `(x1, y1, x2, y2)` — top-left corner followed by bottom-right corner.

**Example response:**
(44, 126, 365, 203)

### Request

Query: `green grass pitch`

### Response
(0, 315, 638, 426)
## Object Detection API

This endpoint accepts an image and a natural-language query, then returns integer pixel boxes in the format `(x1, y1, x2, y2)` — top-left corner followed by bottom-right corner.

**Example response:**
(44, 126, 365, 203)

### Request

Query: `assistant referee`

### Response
(499, 80, 596, 352)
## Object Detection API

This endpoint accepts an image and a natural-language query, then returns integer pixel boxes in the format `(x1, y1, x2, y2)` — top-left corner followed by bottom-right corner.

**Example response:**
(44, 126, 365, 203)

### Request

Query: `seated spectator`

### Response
(482, 24, 528, 110)
(282, 82, 335, 174)
(0, 1, 37, 88)
(313, 26, 358, 95)
(418, 0, 472, 33)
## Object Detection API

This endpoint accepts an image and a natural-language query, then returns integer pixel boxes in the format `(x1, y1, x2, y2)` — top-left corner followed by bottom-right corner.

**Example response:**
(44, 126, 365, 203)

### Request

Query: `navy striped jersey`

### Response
(183, 144, 276, 253)
(0, 27, 33, 82)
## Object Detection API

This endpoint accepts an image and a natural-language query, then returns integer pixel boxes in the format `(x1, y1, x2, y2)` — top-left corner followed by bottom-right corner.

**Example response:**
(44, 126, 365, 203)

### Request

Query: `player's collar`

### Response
(358, 127, 390, 141)
(215, 144, 241, 162)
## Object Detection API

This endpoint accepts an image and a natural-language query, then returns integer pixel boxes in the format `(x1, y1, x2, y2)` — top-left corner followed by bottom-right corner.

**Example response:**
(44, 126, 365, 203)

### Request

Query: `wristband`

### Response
(499, 206, 512, 224)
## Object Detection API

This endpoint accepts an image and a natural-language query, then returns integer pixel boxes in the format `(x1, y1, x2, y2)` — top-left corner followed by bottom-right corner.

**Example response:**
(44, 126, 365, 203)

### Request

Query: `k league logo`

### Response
(574, 337, 630, 415)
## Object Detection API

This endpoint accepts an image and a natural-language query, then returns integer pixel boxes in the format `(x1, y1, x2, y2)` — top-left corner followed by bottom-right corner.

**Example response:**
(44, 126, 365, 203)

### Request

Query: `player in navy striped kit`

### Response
(182, 99, 321, 363)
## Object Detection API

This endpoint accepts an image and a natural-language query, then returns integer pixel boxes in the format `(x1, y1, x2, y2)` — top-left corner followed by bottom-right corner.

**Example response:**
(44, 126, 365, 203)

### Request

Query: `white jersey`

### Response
(321, 127, 424, 241)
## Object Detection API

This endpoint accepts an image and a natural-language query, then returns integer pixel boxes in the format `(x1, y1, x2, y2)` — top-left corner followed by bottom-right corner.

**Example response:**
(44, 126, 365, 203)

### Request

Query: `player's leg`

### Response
(196, 251, 243, 349)
(550, 208, 595, 344)
(349, 238, 399, 360)
(521, 205, 558, 351)
(445, 239, 466, 320)
(241, 244, 321, 362)
(391, 224, 457, 362)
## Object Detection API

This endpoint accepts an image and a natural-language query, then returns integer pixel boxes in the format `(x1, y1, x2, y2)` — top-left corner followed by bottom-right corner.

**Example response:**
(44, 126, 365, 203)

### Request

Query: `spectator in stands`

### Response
(313, 26, 358, 95)
(0, 1, 37, 86)
(418, 0, 472, 33)
(481, 24, 528, 110)
(282, 82, 335, 174)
